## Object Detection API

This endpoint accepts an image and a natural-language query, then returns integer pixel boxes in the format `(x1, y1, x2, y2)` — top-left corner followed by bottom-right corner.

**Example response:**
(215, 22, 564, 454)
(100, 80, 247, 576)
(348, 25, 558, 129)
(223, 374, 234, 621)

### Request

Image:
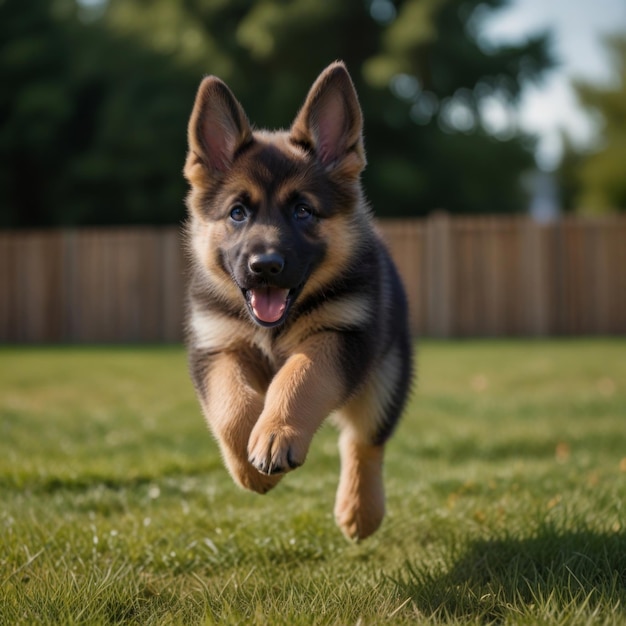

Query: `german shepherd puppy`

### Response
(184, 62, 412, 541)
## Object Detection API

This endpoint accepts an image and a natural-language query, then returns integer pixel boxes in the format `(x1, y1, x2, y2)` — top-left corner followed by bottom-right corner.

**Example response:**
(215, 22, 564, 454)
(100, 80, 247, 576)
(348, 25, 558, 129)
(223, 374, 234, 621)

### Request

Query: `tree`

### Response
(105, 0, 553, 216)
(0, 0, 197, 227)
(0, 0, 553, 226)
(361, 0, 552, 214)
(0, 0, 78, 226)
(564, 36, 626, 213)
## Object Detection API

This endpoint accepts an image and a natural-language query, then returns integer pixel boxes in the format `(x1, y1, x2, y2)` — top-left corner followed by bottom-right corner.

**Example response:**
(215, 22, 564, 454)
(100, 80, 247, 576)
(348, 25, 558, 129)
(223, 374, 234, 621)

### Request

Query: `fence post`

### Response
(426, 212, 453, 338)
(520, 218, 549, 336)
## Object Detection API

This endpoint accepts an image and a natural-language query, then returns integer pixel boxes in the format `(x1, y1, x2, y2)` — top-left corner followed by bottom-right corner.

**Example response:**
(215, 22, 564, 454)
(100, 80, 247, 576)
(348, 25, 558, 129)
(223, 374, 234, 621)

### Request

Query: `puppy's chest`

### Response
(249, 327, 286, 370)
(190, 306, 288, 369)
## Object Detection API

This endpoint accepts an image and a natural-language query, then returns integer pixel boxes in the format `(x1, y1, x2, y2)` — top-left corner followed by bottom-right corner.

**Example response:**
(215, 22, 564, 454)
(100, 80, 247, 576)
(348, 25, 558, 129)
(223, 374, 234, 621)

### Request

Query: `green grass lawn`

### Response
(1, 340, 625, 625)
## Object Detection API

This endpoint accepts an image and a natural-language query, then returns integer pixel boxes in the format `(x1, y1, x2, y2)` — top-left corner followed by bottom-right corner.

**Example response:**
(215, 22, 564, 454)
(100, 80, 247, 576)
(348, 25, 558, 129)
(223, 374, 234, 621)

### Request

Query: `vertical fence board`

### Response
(159, 227, 186, 342)
(603, 219, 626, 334)
(425, 213, 453, 337)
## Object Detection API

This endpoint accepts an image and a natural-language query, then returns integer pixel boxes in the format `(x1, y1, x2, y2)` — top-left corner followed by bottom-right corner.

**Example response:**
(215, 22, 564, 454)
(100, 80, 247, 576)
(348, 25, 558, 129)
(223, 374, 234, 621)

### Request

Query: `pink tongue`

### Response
(249, 287, 289, 323)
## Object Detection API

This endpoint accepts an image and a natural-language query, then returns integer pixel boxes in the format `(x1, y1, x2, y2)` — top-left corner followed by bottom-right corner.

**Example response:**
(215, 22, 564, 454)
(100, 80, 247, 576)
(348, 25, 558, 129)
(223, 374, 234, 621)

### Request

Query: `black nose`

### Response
(248, 252, 285, 278)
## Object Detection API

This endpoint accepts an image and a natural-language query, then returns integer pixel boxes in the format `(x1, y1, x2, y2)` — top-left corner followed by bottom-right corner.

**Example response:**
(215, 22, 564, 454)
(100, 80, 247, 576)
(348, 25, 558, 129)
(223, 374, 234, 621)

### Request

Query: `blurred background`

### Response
(2, 0, 625, 226)
(1, 0, 625, 341)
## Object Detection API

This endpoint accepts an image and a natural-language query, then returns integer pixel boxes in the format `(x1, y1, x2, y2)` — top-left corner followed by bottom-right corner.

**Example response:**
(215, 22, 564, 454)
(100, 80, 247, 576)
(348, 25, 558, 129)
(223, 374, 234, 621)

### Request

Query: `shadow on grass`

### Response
(389, 527, 626, 622)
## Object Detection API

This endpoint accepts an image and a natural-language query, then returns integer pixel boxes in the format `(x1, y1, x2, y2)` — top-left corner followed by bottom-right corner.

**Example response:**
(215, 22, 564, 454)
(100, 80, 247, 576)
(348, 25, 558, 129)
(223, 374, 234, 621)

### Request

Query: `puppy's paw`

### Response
(334, 492, 385, 542)
(247, 424, 307, 476)
(235, 463, 284, 494)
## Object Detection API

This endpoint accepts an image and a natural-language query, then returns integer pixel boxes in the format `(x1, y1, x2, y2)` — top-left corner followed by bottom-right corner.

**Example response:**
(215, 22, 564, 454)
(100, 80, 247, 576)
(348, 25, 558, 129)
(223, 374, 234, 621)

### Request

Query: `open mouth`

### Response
(243, 286, 294, 327)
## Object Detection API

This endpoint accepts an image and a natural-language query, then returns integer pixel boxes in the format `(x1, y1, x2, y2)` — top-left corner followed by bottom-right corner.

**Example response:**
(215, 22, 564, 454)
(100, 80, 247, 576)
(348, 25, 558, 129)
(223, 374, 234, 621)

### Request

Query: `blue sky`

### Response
(482, 0, 626, 170)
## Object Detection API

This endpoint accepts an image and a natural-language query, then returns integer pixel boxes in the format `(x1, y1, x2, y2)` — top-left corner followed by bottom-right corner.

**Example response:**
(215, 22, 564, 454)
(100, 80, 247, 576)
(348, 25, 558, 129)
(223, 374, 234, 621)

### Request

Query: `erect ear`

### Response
(290, 61, 366, 175)
(184, 76, 251, 185)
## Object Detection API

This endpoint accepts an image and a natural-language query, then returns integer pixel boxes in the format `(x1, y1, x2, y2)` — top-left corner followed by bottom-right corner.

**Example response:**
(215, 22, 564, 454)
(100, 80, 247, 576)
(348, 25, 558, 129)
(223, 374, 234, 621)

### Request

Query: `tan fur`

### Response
(334, 433, 385, 541)
(200, 350, 281, 494)
(247, 332, 346, 474)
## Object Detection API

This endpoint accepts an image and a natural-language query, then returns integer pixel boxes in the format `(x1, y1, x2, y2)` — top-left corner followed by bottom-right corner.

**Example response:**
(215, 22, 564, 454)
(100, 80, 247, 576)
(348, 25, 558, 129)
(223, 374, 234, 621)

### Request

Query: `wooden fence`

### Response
(1, 214, 625, 342)
(0, 228, 184, 343)
(382, 214, 626, 337)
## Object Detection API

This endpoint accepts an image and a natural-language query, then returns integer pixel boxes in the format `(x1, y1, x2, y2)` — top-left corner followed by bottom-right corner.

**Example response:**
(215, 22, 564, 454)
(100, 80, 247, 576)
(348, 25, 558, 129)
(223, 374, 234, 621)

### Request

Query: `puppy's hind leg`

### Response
(334, 429, 386, 542)
(333, 343, 411, 541)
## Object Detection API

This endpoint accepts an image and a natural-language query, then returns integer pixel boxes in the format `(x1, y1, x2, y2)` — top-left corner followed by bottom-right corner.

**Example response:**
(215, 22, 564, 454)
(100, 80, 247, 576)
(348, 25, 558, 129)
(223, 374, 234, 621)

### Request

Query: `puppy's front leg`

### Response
(247, 333, 345, 475)
(194, 349, 282, 494)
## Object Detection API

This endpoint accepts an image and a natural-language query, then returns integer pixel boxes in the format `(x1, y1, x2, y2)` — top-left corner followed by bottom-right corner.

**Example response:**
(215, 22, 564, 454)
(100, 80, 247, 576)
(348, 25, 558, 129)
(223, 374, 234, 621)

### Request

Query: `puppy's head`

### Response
(184, 62, 367, 328)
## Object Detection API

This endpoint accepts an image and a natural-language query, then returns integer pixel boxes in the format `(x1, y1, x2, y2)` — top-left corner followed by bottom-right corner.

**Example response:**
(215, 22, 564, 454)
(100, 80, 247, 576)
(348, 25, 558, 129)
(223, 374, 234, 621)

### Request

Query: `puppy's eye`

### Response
(294, 204, 313, 220)
(229, 204, 247, 223)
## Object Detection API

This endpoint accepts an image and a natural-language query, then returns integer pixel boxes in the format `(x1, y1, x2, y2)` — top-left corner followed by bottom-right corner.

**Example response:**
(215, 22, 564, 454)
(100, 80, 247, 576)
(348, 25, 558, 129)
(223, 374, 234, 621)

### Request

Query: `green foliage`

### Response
(1, 341, 625, 624)
(559, 36, 626, 214)
(0, 0, 197, 227)
(0, 0, 553, 226)
(555, 132, 585, 212)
